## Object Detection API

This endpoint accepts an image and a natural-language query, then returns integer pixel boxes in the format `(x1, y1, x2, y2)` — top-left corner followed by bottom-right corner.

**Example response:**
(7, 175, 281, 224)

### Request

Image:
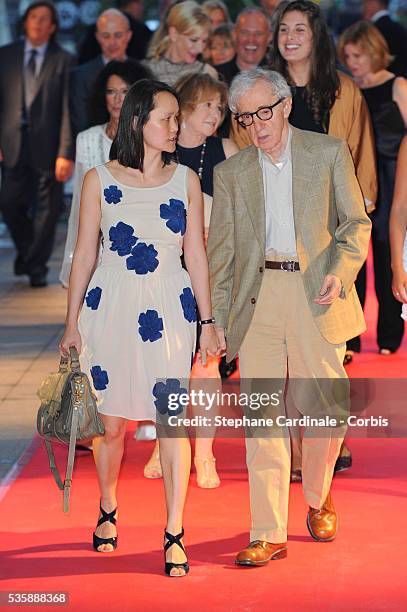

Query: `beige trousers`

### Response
(239, 256, 347, 543)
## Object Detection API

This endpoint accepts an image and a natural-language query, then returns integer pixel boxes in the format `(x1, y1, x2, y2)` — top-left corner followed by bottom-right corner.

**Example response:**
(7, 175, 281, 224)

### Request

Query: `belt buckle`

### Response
(281, 260, 296, 272)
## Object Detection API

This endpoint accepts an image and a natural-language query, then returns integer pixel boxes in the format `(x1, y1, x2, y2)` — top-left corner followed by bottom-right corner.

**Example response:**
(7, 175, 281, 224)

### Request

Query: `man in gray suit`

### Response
(0, 1, 74, 287)
(207, 69, 371, 565)
(69, 8, 132, 137)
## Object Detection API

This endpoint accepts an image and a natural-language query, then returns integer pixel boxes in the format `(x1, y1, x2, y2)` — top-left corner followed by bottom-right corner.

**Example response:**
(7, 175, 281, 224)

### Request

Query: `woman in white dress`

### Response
(60, 79, 222, 576)
(60, 60, 152, 287)
(389, 135, 407, 320)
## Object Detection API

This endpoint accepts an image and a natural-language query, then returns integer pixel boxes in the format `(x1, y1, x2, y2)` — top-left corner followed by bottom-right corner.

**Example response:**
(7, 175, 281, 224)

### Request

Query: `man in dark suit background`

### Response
(69, 8, 132, 138)
(363, 0, 407, 76)
(0, 1, 74, 287)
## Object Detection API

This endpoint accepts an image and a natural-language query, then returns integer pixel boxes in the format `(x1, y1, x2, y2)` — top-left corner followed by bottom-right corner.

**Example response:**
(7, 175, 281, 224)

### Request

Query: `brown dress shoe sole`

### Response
(235, 546, 287, 566)
(306, 514, 337, 542)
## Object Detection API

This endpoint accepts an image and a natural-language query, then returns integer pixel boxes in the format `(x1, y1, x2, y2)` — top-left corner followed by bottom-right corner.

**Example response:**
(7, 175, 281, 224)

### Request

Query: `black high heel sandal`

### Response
(164, 528, 189, 577)
(93, 505, 118, 552)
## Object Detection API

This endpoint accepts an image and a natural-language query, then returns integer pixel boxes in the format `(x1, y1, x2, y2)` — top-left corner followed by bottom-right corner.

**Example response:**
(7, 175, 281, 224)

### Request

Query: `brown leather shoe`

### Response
(235, 540, 287, 566)
(307, 492, 337, 542)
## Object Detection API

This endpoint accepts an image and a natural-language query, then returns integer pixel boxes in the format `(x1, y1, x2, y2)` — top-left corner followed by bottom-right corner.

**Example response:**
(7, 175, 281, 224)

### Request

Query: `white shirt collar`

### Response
(24, 39, 48, 57)
(372, 10, 390, 22)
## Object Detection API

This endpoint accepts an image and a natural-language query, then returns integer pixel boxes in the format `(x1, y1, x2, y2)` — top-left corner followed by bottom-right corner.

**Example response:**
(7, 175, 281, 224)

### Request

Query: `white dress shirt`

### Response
(259, 128, 297, 257)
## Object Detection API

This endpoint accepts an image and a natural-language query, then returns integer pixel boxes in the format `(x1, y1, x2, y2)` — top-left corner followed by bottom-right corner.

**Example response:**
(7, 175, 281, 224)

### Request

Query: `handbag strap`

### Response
(69, 347, 80, 372)
(58, 347, 80, 373)
(63, 398, 80, 513)
(43, 374, 84, 513)
(44, 439, 64, 490)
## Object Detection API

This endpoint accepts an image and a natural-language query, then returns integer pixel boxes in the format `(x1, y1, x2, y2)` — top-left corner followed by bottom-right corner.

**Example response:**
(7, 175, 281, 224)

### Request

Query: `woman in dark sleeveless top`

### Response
(145, 73, 238, 489)
(339, 21, 407, 354)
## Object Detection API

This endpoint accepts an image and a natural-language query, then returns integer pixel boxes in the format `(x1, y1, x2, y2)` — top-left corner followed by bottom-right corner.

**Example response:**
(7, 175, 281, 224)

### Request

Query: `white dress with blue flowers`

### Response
(78, 163, 196, 421)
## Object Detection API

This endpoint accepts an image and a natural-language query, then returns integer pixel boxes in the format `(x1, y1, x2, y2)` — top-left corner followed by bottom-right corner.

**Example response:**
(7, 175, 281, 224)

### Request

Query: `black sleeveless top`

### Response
(176, 136, 226, 197)
(362, 77, 405, 160)
(289, 86, 327, 134)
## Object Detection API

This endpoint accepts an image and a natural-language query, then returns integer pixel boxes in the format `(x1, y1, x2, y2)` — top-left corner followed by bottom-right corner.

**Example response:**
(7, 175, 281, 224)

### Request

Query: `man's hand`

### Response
(214, 325, 227, 356)
(55, 157, 74, 182)
(314, 274, 342, 305)
(0, 148, 3, 162)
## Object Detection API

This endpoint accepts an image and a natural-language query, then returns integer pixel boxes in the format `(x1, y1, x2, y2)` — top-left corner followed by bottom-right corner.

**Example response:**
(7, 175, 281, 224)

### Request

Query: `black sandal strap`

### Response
(96, 505, 117, 528)
(164, 528, 185, 554)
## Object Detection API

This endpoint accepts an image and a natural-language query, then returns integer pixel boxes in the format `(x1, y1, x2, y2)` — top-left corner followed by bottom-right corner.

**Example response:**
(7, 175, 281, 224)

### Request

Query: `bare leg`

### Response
(144, 439, 162, 479)
(191, 356, 221, 488)
(159, 436, 191, 576)
(92, 414, 127, 552)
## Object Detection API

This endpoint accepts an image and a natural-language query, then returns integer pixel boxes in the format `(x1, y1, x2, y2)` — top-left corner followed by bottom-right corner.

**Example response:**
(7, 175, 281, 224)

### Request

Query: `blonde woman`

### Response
(202, 0, 230, 29)
(144, 0, 217, 87)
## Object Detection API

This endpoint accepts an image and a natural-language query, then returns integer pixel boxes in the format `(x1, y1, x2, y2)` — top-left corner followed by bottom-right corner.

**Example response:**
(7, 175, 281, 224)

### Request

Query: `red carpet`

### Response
(1, 252, 407, 611)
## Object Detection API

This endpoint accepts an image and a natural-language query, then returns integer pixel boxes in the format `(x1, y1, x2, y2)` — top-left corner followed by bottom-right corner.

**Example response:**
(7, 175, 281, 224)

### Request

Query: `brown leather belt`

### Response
(265, 260, 300, 272)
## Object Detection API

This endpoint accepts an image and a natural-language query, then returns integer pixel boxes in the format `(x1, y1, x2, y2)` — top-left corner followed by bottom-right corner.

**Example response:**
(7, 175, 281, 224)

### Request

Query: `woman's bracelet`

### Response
(200, 317, 216, 325)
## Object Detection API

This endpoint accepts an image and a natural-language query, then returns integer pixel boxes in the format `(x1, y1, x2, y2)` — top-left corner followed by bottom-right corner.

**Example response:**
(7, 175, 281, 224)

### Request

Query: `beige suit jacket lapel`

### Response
(236, 146, 265, 251)
(291, 127, 317, 231)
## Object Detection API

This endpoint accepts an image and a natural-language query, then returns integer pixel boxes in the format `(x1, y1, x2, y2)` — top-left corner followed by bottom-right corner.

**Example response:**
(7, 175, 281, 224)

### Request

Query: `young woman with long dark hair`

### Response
(60, 79, 220, 576)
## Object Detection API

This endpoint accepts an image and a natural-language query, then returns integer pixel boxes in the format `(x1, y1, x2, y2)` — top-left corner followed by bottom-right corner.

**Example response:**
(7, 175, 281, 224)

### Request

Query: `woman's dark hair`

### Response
(21, 1, 59, 40)
(269, 0, 340, 131)
(90, 60, 153, 126)
(110, 79, 178, 170)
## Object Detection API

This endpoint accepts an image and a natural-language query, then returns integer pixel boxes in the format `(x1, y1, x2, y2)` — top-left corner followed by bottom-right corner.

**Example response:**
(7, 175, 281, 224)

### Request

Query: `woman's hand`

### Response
(392, 268, 407, 303)
(198, 324, 222, 366)
(59, 324, 82, 357)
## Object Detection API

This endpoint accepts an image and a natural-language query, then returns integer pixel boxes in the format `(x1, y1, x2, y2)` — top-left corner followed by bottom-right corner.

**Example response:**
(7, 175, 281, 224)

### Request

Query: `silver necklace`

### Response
(198, 140, 206, 181)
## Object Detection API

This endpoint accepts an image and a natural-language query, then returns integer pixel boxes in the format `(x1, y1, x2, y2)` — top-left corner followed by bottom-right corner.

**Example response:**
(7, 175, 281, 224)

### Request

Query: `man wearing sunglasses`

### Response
(207, 68, 371, 566)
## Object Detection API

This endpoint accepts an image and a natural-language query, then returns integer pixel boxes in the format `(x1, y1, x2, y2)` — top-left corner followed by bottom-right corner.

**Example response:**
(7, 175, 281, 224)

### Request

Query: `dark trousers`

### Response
(348, 236, 404, 353)
(0, 134, 63, 276)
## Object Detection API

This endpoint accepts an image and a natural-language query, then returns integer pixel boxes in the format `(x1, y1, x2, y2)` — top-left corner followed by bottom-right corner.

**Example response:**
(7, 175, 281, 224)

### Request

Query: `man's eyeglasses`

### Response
(234, 98, 285, 128)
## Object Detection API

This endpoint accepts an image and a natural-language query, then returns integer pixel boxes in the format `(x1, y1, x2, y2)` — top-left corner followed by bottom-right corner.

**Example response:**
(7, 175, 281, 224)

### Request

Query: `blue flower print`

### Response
(138, 309, 164, 342)
(85, 286, 102, 310)
(180, 287, 197, 322)
(90, 365, 109, 390)
(126, 242, 159, 275)
(109, 222, 138, 256)
(152, 379, 188, 416)
(160, 198, 186, 235)
(104, 185, 123, 204)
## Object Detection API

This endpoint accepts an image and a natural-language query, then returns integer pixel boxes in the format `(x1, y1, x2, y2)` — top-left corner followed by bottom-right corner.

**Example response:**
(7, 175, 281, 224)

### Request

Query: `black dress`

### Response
(289, 86, 327, 134)
(176, 135, 226, 198)
(362, 77, 406, 351)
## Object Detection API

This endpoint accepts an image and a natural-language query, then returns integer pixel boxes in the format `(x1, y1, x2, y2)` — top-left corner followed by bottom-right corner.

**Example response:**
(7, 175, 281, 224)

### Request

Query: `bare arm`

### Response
(393, 77, 407, 126)
(60, 168, 101, 354)
(183, 169, 220, 361)
(390, 136, 407, 302)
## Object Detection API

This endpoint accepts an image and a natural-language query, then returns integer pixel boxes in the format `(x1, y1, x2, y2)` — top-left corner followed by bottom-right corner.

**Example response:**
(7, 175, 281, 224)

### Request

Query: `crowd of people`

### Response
(0, 0, 406, 577)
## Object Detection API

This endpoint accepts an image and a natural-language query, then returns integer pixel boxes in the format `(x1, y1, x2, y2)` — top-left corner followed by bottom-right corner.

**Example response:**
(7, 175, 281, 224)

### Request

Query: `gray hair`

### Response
(229, 68, 292, 114)
(235, 6, 271, 31)
(97, 8, 130, 31)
